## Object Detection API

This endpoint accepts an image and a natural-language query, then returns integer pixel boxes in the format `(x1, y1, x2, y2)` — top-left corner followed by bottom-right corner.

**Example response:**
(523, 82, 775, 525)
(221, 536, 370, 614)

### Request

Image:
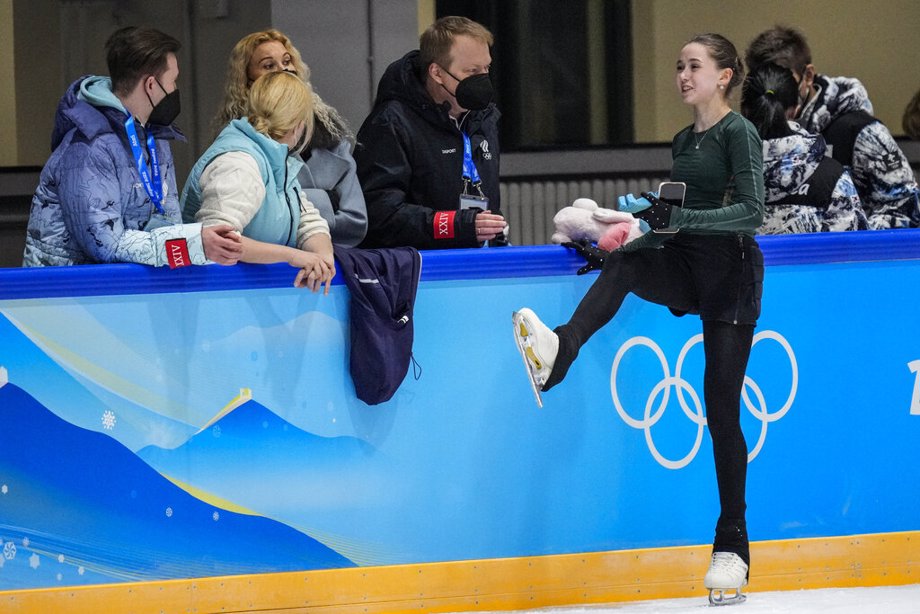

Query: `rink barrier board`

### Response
(3, 530, 918, 613)
(3, 226, 920, 300)
(2, 230, 920, 611)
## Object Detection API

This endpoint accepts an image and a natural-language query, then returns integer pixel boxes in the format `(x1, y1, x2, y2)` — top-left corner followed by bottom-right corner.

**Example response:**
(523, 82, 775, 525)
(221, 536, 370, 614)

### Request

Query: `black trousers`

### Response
(556, 232, 763, 565)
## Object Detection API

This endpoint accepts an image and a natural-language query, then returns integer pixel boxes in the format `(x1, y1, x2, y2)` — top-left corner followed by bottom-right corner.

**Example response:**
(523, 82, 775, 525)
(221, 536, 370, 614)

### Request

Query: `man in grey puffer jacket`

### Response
(24, 26, 241, 268)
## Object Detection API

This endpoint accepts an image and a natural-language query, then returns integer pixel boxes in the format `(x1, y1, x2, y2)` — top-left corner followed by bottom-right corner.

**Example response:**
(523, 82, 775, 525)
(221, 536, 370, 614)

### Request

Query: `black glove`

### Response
(635, 192, 675, 231)
(562, 239, 610, 275)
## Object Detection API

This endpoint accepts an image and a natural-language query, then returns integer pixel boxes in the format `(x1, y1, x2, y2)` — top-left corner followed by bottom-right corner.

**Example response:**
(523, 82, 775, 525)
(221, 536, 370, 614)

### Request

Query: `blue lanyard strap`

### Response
(124, 116, 165, 215)
(461, 132, 482, 188)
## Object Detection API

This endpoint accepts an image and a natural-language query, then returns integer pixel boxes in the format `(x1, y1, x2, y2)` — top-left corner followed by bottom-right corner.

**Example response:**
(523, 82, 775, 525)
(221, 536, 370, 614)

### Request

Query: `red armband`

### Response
(433, 210, 456, 240)
(165, 238, 191, 269)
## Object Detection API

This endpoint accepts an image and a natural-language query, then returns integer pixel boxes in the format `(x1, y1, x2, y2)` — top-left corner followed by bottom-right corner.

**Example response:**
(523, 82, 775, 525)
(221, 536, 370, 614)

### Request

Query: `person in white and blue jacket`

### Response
(24, 26, 242, 268)
(741, 62, 868, 234)
(745, 26, 920, 229)
(182, 71, 335, 293)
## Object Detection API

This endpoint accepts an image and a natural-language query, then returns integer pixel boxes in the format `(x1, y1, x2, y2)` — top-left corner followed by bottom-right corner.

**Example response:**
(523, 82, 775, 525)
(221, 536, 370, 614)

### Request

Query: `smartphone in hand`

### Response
(658, 181, 686, 207)
(650, 181, 686, 234)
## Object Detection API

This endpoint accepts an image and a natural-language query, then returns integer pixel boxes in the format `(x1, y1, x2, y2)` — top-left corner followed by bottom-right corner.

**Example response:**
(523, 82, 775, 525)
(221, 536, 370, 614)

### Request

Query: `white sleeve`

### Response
(196, 151, 267, 231)
(113, 224, 209, 267)
(296, 191, 331, 249)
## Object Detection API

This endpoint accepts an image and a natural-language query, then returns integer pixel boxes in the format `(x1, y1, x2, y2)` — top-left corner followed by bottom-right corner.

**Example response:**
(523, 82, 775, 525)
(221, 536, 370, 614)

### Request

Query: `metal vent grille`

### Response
(501, 176, 668, 245)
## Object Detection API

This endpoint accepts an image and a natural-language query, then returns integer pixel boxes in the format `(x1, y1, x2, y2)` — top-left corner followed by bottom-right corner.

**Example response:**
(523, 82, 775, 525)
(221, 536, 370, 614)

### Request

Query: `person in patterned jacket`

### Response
(24, 26, 242, 267)
(745, 25, 920, 229)
(741, 62, 867, 234)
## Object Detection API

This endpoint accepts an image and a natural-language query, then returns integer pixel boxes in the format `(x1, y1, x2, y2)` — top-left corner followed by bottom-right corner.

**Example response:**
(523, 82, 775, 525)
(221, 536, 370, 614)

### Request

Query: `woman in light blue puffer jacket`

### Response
(182, 72, 334, 293)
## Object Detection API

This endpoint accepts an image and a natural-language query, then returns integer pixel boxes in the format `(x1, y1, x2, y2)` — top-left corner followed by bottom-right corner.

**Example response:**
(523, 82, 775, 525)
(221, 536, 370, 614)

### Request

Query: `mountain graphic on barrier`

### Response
(0, 380, 354, 591)
(138, 393, 378, 489)
(136, 393, 388, 565)
(0, 310, 197, 452)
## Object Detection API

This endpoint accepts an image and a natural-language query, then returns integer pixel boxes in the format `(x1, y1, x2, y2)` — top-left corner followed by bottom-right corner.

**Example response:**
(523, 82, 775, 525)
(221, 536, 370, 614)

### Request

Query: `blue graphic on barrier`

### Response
(0, 382, 353, 590)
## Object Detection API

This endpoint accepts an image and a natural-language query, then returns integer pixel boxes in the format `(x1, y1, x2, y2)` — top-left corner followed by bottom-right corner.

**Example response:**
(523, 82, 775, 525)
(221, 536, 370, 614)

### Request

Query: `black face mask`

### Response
(440, 67, 494, 111)
(288, 126, 310, 158)
(146, 78, 181, 126)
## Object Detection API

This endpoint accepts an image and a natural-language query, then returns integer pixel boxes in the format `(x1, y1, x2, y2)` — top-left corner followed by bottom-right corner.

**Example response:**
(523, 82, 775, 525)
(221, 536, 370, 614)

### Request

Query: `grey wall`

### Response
(185, 0, 274, 152)
(270, 0, 418, 136)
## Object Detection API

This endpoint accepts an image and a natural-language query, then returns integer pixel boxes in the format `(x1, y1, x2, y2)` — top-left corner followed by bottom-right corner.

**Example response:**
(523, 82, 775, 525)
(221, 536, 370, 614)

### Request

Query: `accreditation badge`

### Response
(459, 194, 489, 211)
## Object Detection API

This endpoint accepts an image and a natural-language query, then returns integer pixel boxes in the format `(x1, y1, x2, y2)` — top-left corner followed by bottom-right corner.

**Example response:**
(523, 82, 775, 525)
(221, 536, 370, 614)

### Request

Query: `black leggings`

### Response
(555, 237, 757, 565)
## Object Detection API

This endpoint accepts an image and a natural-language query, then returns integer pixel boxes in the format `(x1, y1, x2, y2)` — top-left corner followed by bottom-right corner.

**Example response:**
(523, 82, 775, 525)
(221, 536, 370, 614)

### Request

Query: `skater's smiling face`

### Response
(676, 42, 732, 106)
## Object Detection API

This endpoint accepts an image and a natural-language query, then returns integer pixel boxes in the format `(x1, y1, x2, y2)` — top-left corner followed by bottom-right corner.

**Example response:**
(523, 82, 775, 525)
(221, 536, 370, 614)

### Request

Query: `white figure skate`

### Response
(511, 308, 559, 408)
(704, 551, 748, 606)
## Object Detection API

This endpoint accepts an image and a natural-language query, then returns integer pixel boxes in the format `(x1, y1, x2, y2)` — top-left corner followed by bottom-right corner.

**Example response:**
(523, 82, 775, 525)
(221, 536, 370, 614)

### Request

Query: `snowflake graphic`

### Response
(78, 566, 85, 576)
(102, 410, 116, 430)
(212, 511, 220, 522)
(3, 541, 15, 560)
(212, 424, 221, 438)
(29, 553, 40, 569)
(22, 537, 29, 547)
(1, 484, 7, 494)
(57, 554, 65, 563)
(165, 507, 173, 518)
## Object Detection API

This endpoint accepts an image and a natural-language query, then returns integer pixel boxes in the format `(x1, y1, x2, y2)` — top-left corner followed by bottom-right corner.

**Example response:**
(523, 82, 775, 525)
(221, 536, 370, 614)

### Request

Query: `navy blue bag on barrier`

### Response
(333, 246, 422, 405)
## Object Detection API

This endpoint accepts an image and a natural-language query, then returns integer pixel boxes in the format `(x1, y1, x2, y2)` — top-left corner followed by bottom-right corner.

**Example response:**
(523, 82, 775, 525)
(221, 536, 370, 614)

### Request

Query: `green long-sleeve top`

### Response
(668, 110, 765, 236)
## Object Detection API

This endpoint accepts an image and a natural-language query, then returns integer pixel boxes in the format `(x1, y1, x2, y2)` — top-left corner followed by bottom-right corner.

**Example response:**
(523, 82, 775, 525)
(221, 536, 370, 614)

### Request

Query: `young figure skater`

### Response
(513, 33, 764, 606)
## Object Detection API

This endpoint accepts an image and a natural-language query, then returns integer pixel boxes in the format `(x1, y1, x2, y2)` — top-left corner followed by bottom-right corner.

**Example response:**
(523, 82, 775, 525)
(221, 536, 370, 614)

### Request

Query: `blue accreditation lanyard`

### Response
(124, 116, 165, 215)
(458, 132, 492, 245)
(461, 132, 484, 196)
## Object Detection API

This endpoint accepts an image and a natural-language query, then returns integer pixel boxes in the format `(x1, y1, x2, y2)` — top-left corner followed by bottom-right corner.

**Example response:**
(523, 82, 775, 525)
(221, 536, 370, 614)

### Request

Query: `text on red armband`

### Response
(433, 210, 456, 240)
(165, 238, 191, 269)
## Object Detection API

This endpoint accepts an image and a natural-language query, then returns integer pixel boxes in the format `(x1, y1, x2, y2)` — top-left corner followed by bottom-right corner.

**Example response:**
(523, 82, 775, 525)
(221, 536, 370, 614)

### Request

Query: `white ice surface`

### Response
(450, 584, 920, 613)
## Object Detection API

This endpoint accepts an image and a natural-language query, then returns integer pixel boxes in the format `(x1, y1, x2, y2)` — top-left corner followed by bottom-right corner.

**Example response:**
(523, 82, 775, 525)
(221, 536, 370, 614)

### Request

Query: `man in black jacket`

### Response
(355, 16, 508, 249)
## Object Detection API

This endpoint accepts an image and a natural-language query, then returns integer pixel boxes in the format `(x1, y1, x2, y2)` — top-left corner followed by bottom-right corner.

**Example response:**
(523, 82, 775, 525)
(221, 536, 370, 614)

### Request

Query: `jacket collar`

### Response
(227, 118, 305, 187)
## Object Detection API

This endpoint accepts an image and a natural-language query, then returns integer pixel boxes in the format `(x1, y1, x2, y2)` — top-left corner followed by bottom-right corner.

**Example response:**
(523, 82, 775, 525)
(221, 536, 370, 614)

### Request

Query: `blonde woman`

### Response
(213, 29, 367, 247)
(181, 71, 335, 293)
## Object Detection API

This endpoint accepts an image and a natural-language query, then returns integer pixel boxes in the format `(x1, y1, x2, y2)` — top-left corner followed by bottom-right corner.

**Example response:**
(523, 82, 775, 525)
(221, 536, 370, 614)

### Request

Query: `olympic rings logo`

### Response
(610, 331, 797, 470)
